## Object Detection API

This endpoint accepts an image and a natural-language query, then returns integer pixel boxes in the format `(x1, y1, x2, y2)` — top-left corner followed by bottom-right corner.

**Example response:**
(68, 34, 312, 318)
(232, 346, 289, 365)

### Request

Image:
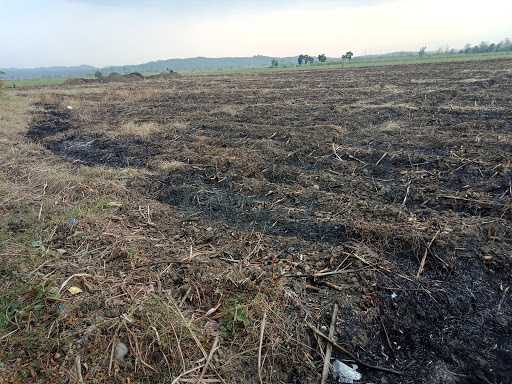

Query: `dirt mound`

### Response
(63, 72, 146, 86)
(104, 72, 145, 83)
(147, 71, 180, 80)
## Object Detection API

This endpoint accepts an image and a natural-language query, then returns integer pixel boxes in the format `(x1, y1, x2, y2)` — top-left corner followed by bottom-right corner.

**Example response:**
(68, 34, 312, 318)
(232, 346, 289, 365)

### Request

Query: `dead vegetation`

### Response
(1, 59, 511, 384)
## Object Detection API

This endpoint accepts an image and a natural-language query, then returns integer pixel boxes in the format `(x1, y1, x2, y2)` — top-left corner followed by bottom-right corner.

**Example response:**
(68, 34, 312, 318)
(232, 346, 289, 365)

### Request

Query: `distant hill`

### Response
(0, 65, 96, 80)
(0, 56, 301, 80)
(103, 55, 300, 74)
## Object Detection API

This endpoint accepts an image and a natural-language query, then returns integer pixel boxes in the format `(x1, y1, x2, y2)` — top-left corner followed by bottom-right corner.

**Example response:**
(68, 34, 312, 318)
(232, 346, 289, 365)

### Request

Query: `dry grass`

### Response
(211, 105, 243, 116)
(0, 89, 313, 384)
(114, 121, 162, 138)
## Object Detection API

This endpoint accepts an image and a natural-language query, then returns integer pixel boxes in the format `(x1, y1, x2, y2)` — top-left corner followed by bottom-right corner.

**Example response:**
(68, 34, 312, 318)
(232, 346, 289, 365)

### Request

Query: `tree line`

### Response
(271, 51, 354, 67)
(460, 38, 512, 54)
(297, 51, 353, 65)
(421, 38, 512, 56)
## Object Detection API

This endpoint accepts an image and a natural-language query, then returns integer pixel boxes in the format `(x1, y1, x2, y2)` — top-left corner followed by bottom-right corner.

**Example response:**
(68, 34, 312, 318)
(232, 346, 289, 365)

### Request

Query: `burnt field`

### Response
(2, 59, 512, 383)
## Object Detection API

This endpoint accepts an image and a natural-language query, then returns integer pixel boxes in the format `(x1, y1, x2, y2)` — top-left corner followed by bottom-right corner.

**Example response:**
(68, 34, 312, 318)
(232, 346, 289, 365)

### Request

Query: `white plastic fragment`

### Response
(115, 342, 129, 362)
(333, 360, 362, 384)
(67, 105, 73, 110)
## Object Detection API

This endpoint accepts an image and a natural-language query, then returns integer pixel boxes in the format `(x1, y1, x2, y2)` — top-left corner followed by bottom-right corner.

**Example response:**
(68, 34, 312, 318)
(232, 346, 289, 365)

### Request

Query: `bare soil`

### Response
(2, 59, 512, 383)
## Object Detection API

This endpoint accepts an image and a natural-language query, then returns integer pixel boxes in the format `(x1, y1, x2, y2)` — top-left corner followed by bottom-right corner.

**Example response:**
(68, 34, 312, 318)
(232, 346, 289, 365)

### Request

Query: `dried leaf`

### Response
(68, 286, 83, 295)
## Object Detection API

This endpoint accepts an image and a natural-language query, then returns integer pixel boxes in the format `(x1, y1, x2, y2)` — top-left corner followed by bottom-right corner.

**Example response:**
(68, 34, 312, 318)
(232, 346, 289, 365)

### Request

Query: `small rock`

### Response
(206, 227, 213, 232)
(313, 184, 320, 190)
(115, 342, 129, 362)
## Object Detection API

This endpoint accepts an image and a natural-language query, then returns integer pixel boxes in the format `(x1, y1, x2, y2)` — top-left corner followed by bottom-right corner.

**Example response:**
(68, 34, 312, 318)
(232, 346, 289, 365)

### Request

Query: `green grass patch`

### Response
(0, 295, 18, 330)
(0, 283, 60, 331)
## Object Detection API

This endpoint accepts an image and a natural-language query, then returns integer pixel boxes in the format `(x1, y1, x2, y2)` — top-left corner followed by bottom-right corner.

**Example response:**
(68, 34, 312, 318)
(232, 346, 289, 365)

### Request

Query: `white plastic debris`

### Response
(333, 360, 362, 384)
(114, 342, 129, 362)
(391, 292, 398, 300)
(66, 105, 73, 110)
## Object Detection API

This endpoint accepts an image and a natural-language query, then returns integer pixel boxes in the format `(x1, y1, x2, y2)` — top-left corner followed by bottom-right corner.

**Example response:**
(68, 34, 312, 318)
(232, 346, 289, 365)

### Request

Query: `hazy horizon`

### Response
(2, 0, 511, 68)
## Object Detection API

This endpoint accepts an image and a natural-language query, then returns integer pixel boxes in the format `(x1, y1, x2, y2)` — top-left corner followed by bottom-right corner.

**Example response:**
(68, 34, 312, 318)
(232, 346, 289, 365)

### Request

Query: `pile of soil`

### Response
(146, 71, 180, 80)
(63, 71, 177, 87)
(104, 72, 144, 83)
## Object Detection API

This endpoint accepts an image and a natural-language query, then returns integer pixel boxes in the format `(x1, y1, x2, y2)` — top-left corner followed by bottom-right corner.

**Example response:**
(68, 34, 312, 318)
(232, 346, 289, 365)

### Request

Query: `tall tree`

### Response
(298, 54, 305, 65)
(318, 54, 327, 63)
(304, 55, 314, 64)
(342, 51, 354, 61)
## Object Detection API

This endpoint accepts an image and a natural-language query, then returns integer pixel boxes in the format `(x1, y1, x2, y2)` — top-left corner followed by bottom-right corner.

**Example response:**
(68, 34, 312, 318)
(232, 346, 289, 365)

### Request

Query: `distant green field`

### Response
(218, 51, 512, 75)
(5, 77, 67, 88)
(188, 51, 512, 76)
(320, 50, 512, 69)
(5, 51, 512, 86)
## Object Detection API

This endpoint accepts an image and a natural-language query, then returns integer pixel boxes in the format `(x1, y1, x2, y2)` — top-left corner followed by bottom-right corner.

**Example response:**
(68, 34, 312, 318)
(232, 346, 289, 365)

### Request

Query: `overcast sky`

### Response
(2, 0, 511, 68)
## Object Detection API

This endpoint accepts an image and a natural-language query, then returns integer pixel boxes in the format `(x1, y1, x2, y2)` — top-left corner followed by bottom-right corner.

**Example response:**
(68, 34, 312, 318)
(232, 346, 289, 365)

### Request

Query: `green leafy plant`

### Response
(220, 299, 250, 336)
(0, 295, 18, 329)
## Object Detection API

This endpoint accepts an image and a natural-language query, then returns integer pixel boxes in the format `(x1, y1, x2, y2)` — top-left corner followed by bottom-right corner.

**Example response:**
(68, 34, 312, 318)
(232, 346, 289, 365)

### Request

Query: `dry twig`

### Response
(376, 152, 388, 166)
(402, 180, 412, 207)
(75, 355, 84, 384)
(321, 304, 338, 384)
(258, 310, 268, 384)
(199, 335, 220, 382)
(416, 229, 441, 278)
(308, 324, 402, 376)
